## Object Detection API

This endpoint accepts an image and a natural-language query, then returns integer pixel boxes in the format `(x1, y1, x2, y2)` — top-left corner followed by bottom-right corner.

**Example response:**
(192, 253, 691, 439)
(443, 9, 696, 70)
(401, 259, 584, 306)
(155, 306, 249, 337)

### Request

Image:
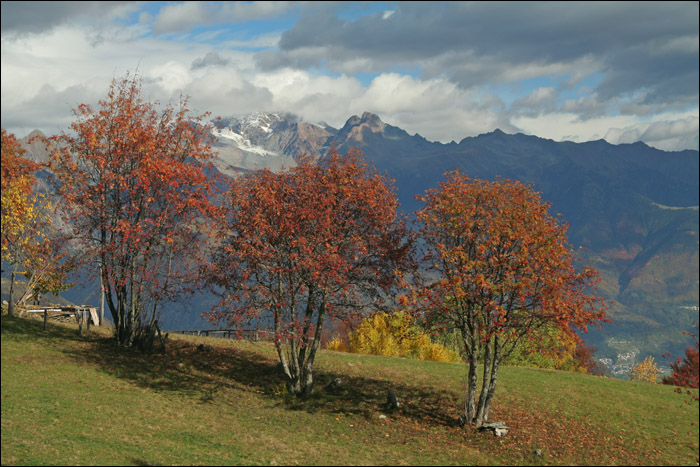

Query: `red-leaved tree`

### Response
(410, 171, 608, 427)
(662, 324, 699, 403)
(51, 72, 218, 348)
(205, 148, 413, 395)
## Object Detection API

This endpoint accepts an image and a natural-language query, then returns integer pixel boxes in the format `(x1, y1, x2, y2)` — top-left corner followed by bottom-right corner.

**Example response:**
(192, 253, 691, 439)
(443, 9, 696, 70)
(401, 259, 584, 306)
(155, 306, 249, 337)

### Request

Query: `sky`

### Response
(1, 1, 698, 151)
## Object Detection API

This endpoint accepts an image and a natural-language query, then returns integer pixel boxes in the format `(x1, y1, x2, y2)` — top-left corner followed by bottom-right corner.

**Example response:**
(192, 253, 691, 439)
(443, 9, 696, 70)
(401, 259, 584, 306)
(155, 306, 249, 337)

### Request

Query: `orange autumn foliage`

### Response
(51, 72, 218, 347)
(410, 171, 609, 427)
(205, 148, 413, 394)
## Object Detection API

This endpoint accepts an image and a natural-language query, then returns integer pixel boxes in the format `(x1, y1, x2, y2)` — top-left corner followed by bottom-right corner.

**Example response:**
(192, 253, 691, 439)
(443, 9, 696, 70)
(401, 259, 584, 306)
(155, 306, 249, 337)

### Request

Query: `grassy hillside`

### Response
(1, 314, 698, 466)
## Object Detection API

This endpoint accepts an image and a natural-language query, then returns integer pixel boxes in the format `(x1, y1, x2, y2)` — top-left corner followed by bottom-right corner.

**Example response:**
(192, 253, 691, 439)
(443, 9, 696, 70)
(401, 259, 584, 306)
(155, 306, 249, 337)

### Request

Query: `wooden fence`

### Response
(168, 328, 271, 341)
(19, 304, 99, 333)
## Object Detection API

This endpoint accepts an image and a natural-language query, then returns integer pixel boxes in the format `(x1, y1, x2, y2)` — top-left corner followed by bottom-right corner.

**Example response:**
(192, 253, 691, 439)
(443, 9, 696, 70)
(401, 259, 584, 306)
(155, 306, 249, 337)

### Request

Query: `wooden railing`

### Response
(168, 328, 271, 341)
(19, 304, 99, 333)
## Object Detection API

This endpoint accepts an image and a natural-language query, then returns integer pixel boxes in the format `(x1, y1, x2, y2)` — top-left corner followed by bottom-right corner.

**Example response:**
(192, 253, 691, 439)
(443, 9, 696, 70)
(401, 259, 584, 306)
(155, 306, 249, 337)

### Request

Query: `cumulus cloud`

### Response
(347, 74, 516, 142)
(511, 109, 699, 152)
(605, 115, 700, 151)
(1, 2, 697, 151)
(262, 2, 698, 114)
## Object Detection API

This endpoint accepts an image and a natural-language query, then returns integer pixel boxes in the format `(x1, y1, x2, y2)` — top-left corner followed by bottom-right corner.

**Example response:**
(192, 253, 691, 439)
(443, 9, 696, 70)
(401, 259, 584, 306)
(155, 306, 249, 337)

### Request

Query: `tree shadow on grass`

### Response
(63, 333, 283, 401)
(282, 370, 462, 428)
(10, 315, 466, 430)
(1, 313, 86, 342)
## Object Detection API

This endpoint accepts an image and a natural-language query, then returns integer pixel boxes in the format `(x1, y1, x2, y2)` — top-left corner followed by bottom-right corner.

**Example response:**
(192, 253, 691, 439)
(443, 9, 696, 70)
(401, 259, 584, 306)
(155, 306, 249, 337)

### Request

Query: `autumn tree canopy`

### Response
(410, 171, 608, 427)
(51, 72, 218, 348)
(205, 149, 413, 395)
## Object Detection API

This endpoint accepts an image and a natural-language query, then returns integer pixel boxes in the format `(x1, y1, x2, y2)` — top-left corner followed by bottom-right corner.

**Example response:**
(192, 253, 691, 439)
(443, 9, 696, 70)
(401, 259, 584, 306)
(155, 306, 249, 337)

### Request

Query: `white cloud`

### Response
(349, 74, 514, 142)
(1, 3, 697, 152)
(511, 109, 699, 151)
(605, 115, 700, 151)
(355, 74, 460, 114)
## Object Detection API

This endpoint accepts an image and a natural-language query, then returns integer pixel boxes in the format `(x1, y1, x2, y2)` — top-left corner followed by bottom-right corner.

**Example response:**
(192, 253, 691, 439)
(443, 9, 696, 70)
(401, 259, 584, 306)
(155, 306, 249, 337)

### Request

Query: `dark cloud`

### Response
(257, 2, 699, 113)
(596, 42, 699, 109)
(152, 1, 296, 35)
(191, 52, 230, 70)
(1, 1, 134, 36)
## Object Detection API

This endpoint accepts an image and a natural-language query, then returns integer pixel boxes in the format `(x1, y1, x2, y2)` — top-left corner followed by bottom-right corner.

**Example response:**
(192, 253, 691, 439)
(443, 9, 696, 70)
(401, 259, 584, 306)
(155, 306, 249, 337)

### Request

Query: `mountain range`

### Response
(8, 112, 699, 376)
(209, 111, 699, 375)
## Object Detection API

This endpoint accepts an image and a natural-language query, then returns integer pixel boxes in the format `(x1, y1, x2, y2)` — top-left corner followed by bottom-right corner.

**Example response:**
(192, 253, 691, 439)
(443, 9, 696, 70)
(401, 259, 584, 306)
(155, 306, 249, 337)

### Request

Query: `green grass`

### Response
(2, 314, 698, 466)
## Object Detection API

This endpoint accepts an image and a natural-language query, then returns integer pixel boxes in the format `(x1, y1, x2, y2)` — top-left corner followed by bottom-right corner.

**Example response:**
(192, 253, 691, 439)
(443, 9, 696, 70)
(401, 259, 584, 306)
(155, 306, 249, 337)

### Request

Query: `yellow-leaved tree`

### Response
(343, 311, 461, 362)
(629, 356, 661, 383)
(1, 129, 74, 315)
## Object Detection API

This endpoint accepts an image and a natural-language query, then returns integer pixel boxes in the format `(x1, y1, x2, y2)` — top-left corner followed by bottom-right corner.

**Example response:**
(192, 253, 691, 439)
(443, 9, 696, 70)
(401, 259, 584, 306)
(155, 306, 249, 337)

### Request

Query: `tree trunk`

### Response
(278, 298, 327, 397)
(461, 332, 479, 425)
(8, 270, 16, 316)
(300, 299, 326, 395)
(480, 339, 502, 423)
(474, 335, 495, 427)
(99, 268, 104, 326)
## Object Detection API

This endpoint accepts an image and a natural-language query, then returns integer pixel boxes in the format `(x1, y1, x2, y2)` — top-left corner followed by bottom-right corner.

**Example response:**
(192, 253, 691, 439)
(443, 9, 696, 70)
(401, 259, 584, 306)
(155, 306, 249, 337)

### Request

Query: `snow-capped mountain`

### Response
(210, 112, 335, 175)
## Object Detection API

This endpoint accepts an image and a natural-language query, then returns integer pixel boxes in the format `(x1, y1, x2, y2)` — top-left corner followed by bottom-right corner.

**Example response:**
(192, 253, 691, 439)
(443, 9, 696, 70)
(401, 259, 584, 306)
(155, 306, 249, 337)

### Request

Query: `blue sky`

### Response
(1, 1, 698, 151)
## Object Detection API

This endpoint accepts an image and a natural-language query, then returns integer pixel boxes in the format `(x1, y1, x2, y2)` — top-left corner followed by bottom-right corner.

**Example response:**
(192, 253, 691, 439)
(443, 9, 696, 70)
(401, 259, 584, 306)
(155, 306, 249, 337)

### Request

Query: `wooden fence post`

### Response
(43, 309, 48, 329)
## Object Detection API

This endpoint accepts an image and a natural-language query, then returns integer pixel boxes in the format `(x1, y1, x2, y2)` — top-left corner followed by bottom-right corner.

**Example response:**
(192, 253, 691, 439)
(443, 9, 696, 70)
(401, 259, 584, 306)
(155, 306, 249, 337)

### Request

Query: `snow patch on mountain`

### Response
(214, 127, 278, 157)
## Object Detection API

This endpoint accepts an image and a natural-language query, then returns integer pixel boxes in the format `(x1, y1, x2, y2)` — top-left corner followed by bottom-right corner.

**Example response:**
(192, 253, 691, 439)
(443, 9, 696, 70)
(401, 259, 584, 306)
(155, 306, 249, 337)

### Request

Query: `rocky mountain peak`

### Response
(360, 111, 385, 127)
(26, 129, 46, 139)
(19, 129, 51, 164)
(336, 112, 389, 145)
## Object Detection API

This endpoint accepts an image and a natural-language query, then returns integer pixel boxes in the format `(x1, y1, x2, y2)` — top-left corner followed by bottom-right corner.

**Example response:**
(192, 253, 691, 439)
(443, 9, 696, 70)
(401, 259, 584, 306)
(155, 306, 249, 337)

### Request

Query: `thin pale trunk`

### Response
(461, 331, 478, 424)
(297, 285, 317, 372)
(281, 292, 327, 396)
(289, 338, 300, 385)
(475, 335, 494, 426)
(480, 337, 502, 423)
(273, 304, 289, 375)
(127, 264, 138, 346)
(300, 298, 326, 395)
